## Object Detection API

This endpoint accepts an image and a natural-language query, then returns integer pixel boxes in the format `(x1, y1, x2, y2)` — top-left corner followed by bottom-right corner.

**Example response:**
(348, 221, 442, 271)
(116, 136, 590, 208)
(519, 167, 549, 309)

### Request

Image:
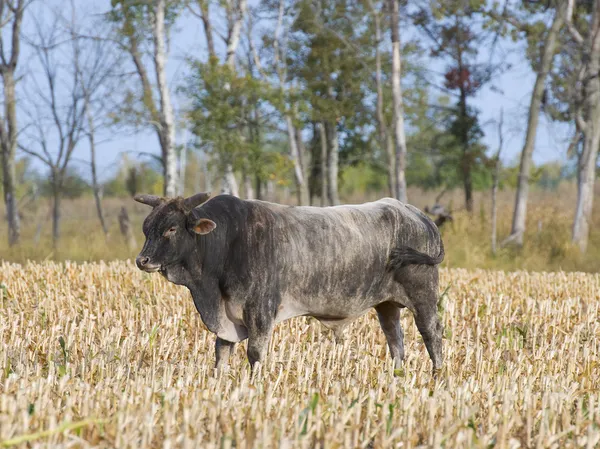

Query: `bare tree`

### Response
(153, 0, 177, 197)
(85, 101, 108, 236)
(21, 4, 116, 246)
(491, 109, 504, 255)
(0, 0, 27, 246)
(505, 2, 567, 246)
(389, 0, 408, 203)
(567, 0, 600, 253)
(76, 24, 121, 237)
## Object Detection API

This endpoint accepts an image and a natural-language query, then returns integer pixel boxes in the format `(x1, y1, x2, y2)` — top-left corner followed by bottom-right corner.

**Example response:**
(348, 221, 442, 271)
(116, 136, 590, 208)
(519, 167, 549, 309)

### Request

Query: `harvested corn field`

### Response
(0, 261, 599, 448)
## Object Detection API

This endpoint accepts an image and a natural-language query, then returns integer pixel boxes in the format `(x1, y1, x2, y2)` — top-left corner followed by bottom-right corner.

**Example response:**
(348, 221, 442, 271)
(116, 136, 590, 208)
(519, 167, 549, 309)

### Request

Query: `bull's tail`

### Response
(387, 240, 445, 271)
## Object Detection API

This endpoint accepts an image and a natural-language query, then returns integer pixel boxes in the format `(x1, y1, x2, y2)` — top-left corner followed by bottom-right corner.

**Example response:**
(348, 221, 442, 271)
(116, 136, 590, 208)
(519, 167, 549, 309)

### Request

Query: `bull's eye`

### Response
(163, 227, 177, 238)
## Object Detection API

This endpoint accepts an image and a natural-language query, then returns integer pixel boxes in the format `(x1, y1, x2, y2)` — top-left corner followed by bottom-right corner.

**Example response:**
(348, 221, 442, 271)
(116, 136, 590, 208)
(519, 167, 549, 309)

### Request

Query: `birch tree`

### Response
(153, 0, 177, 197)
(270, 0, 310, 205)
(502, 2, 567, 245)
(367, 0, 395, 197)
(188, 0, 246, 196)
(567, 0, 600, 252)
(389, 0, 408, 203)
(220, 0, 247, 197)
(108, 0, 178, 197)
(0, 0, 27, 246)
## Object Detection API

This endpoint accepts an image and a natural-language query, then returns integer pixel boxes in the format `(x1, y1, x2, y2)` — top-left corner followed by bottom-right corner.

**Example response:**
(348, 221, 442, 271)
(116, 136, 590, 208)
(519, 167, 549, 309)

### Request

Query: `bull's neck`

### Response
(159, 250, 201, 289)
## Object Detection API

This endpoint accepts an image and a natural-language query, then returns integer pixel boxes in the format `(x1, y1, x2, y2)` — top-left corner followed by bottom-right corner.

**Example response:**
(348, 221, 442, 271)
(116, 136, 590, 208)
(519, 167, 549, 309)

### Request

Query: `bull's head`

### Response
(134, 192, 216, 273)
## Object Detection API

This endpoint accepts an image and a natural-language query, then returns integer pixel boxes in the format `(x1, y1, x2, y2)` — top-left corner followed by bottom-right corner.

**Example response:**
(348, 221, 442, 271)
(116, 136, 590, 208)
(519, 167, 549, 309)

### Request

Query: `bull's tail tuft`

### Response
(387, 241, 445, 271)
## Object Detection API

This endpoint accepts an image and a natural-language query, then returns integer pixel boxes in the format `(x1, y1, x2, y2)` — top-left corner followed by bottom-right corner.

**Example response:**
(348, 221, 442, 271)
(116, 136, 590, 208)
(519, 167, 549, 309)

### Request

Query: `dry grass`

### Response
(1, 261, 599, 448)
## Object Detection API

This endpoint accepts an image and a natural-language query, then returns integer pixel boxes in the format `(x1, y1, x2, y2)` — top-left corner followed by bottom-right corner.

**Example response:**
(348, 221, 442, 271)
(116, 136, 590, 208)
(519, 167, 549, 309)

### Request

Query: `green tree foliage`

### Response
(183, 61, 293, 189)
(413, 0, 499, 210)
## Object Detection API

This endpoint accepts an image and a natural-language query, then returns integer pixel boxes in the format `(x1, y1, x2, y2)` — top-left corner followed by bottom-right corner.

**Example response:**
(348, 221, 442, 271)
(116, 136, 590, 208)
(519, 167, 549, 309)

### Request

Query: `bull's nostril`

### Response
(136, 256, 150, 268)
(141, 257, 149, 265)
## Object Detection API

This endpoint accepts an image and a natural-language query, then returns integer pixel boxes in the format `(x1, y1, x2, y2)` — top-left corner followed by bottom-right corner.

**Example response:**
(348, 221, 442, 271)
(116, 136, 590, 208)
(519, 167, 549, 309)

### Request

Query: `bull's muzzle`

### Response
(136, 256, 160, 272)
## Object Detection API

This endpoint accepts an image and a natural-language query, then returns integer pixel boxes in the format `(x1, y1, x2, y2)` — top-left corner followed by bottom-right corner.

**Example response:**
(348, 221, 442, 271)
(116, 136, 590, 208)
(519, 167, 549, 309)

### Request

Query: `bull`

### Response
(134, 193, 445, 374)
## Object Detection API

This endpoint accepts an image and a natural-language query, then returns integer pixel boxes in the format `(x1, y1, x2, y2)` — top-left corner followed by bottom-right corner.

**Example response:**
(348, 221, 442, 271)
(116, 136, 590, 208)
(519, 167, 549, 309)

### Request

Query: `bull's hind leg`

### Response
(375, 302, 405, 370)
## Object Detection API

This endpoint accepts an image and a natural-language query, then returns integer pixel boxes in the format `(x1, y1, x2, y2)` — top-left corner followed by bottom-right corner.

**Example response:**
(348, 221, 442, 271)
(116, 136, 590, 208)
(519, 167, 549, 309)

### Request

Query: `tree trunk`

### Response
(222, 163, 239, 196)
(286, 116, 309, 205)
(326, 122, 340, 206)
(243, 165, 254, 199)
(389, 0, 408, 203)
(0, 0, 25, 247)
(202, 155, 212, 193)
(197, 0, 216, 58)
(225, 0, 247, 67)
(179, 138, 187, 196)
(266, 179, 275, 202)
(572, 1, 600, 253)
(492, 111, 504, 256)
(0, 69, 20, 246)
(118, 206, 137, 250)
(86, 103, 108, 236)
(52, 184, 61, 248)
(508, 4, 565, 245)
(255, 173, 262, 200)
(373, 7, 394, 198)
(457, 85, 474, 213)
(295, 125, 309, 181)
(318, 122, 328, 206)
(153, 0, 177, 197)
(463, 165, 473, 213)
(219, 0, 246, 197)
(491, 163, 499, 255)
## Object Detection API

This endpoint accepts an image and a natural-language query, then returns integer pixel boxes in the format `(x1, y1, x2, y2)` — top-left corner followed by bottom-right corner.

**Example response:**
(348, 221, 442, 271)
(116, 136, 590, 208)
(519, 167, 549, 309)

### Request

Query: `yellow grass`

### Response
(1, 261, 599, 448)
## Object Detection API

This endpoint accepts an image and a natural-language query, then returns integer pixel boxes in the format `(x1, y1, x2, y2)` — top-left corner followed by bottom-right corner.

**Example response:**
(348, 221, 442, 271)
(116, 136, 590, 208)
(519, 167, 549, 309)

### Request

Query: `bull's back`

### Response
(247, 198, 439, 312)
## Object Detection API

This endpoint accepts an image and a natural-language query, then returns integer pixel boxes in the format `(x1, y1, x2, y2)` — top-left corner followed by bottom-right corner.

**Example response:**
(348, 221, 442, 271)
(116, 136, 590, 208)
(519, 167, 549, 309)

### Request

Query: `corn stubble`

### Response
(0, 262, 599, 448)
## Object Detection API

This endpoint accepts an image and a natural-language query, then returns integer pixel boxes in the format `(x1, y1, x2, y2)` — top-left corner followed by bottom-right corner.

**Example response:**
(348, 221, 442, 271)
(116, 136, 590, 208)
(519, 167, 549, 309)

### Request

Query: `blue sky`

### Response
(13, 0, 572, 183)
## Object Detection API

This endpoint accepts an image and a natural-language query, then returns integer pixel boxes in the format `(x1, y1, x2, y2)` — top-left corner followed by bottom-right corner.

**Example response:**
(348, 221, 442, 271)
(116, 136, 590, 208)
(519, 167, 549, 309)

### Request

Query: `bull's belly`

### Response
(275, 282, 403, 324)
(216, 274, 405, 342)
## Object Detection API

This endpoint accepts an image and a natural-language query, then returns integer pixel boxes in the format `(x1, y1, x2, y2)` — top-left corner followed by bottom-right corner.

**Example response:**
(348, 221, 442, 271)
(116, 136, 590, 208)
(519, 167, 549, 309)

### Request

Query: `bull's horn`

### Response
(134, 194, 163, 208)
(183, 192, 211, 210)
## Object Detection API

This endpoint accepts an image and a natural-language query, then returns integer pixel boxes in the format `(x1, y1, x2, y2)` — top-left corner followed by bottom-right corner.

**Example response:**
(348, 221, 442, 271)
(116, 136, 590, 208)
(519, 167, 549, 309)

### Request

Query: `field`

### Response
(1, 261, 599, 448)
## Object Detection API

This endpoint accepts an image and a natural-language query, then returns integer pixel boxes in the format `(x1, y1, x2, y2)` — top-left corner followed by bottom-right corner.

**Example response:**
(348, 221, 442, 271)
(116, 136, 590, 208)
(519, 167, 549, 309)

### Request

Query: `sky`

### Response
(11, 0, 573, 184)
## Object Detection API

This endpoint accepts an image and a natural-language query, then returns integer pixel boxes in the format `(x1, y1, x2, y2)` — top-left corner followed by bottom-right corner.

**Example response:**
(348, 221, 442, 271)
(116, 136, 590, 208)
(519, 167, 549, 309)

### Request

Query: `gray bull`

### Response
(135, 193, 445, 374)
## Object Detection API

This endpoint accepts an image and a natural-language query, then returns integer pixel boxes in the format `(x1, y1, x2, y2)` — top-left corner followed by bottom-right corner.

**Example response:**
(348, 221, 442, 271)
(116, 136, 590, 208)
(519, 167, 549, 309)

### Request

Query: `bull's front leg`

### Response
(243, 303, 275, 371)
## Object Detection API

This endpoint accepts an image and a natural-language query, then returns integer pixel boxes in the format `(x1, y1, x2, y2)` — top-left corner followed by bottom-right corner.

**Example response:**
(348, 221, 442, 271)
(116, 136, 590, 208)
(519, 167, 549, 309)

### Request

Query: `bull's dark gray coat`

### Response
(135, 193, 444, 373)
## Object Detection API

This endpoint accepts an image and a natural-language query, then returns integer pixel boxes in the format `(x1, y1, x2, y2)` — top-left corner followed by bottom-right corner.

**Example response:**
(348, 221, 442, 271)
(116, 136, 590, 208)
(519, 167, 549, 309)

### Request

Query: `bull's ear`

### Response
(183, 192, 211, 210)
(134, 194, 163, 208)
(192, 218, 217, 235)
